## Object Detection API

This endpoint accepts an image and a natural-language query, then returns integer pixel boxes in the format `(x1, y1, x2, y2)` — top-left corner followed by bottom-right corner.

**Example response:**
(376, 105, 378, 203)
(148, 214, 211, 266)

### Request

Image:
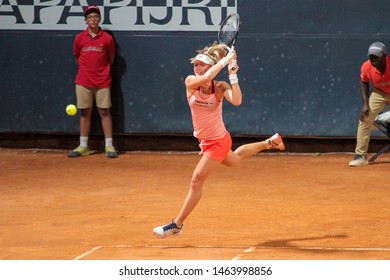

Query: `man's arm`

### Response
(359, 80, 370, 121)
(74, 55, 79, 67)
(108, 54, 115, 66)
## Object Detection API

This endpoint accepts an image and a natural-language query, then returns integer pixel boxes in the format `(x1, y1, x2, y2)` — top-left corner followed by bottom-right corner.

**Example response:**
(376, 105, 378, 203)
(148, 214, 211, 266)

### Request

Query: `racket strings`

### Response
(219, 15, 239, 47)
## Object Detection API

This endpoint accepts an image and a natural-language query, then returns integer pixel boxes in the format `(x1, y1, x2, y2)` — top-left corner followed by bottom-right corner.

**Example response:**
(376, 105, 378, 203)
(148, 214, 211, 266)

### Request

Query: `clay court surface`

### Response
(1, 148, 389, 260)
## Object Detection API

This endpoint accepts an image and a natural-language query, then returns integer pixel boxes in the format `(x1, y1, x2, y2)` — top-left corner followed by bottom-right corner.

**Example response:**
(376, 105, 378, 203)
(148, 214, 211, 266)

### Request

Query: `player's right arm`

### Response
(185, 49, 235, 96)
(185, 63, 224, 93)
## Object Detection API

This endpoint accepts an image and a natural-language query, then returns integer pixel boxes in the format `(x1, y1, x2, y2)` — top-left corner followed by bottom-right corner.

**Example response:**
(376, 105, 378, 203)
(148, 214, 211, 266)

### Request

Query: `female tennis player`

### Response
(153, 43, 285, 238)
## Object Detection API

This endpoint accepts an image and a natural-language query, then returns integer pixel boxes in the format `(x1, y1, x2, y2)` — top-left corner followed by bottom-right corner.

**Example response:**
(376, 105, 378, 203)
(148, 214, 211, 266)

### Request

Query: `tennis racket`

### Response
(218, 13, 240, 70)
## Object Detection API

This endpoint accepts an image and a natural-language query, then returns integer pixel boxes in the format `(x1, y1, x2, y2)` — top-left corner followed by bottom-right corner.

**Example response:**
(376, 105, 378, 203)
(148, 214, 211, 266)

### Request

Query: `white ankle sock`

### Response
(105, 138, 113, 147)
(80, 136, 88, 147)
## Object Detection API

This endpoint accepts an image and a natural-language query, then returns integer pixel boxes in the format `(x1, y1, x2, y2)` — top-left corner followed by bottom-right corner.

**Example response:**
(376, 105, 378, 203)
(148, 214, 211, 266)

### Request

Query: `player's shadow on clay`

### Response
(256, 234, 348, 254)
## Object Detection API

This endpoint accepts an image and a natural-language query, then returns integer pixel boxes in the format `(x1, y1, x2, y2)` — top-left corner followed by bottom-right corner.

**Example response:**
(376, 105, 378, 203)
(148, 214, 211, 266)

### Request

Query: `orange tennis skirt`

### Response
(198, 131, 232, 162)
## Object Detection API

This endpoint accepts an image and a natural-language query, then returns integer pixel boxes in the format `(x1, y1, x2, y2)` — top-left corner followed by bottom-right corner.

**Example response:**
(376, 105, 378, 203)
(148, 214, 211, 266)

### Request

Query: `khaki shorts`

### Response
(75, 84, 112, 109)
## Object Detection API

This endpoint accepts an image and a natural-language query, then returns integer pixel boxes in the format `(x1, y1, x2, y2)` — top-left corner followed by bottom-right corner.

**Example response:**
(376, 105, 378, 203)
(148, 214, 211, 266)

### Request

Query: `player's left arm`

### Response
(223, 84, 242, 106)
(223, 58, 242, 106)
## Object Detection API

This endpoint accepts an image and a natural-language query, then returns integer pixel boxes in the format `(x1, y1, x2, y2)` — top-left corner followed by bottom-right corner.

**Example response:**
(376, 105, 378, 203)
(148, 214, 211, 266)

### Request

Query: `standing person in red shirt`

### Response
(68, 5, 118, 158)
(349, 42, 390, 166)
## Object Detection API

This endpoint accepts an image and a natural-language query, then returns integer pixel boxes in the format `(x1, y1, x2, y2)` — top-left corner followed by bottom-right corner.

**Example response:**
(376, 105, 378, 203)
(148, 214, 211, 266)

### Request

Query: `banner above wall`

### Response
(0, 0, 237, 31)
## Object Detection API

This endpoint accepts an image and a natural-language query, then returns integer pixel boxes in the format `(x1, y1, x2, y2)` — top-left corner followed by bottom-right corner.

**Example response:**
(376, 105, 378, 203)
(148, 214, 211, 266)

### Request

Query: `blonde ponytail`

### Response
(192, 42, 229, 65)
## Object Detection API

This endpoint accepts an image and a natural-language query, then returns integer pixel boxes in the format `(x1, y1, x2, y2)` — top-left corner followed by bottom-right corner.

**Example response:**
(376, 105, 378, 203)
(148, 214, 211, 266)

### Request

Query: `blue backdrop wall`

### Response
(1, 0, 390, 137)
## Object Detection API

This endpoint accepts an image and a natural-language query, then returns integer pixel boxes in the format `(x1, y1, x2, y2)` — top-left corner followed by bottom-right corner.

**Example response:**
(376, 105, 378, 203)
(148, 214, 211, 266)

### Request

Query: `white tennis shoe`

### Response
(267, 133, 285, 151)
(349, 155, 369, 167)
(153, 220, 183, 238)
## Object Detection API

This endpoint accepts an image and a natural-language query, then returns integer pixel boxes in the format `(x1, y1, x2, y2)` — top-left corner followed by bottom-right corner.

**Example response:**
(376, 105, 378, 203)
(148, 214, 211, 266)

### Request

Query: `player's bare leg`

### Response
(222, 133, 285, 167)
(153, 156, 219, 238)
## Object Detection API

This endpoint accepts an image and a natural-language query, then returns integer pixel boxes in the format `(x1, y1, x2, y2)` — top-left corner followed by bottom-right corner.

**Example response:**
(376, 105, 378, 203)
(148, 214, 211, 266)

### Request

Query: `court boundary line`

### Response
(74, 246, 102, 260)
(73, 245, 390, 260)
(0, 147, 360, 156)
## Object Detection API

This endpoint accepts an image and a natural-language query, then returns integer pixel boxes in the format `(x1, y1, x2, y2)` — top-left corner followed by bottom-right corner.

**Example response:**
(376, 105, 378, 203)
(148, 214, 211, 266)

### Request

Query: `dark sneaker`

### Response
(153, 220, 183, 238)
(349, 154, 369, 167)
(105, 146, 118, 158)
(68, 146, 90, 158)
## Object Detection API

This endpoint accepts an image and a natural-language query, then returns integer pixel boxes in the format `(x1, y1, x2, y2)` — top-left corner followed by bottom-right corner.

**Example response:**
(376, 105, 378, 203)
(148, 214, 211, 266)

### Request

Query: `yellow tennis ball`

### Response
(66, 104, 77, 116)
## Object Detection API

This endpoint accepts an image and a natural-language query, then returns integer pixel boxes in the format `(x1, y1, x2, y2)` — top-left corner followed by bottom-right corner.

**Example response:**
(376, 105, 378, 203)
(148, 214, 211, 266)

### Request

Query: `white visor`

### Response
(191, 54, 215, 65)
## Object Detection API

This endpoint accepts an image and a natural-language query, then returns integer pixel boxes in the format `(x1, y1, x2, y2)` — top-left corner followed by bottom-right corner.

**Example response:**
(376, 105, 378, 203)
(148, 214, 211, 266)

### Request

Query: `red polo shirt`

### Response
(360, 56, 390, 95)
(73, 28, 115, 88)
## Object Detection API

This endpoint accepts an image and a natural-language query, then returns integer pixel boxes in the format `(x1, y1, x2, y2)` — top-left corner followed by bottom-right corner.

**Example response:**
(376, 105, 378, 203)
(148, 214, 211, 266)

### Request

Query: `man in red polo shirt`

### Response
(69, 5, 118, 158)
(349, 42, 390, 166)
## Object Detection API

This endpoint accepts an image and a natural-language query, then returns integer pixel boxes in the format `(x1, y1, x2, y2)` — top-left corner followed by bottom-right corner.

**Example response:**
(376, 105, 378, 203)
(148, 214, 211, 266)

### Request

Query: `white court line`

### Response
(147, 245, 390, 251)
(73, 246, 102, 260)
(234, 246, 390, 260)
(282, 246, 390, 251)
(233, 247, 256, 260)
(74, 245, 390, 260)
(244, 247, 256, 253)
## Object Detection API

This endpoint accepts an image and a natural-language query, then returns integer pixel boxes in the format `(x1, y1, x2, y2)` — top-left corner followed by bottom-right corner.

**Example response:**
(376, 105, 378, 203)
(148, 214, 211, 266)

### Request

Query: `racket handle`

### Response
(229, 45, 236, 71)
(230, 60, 237, 71)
